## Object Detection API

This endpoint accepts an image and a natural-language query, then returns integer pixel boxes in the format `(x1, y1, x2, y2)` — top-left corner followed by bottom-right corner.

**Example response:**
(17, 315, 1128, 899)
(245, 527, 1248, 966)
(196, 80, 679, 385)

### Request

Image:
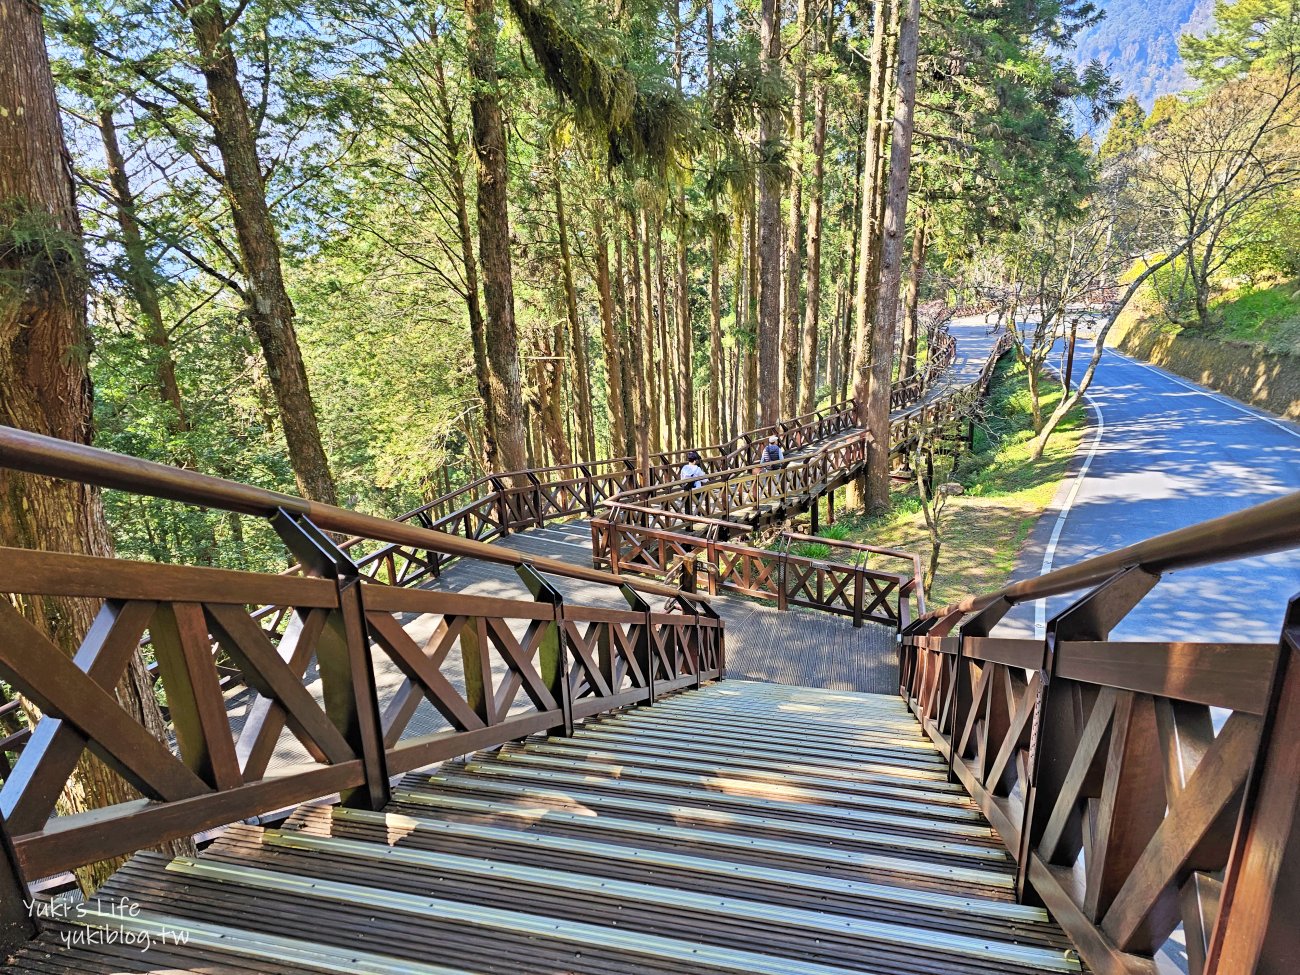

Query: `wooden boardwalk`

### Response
(6, 681, 1083, 975)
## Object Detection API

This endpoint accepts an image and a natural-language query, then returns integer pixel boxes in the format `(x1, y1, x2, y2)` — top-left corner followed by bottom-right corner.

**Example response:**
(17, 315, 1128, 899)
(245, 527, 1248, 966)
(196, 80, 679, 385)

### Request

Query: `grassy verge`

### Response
(817, 357, 1086, 608)
(1212, 278, 1300, 353)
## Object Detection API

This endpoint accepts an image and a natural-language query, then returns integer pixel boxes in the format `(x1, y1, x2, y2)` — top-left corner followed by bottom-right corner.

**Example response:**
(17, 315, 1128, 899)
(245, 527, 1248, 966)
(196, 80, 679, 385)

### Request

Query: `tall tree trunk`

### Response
(756, 0, 783, 426)
(709, 223, 723, 443)
(900, 206, 928, 377)
(828, 278, 844, 395)
(705, 1, 723, 445)
(840, 119, 865, 402)
(554, 173, 593, 460)
(745, 199, 760, 431)
(863, 0, 920, 514)
(782, 0, 809, 417)
(0, 0, 191, 894)
(626, 215, 651, 466)
(653, 216, 672, 449)
(540, 322, 571, 464)
(614, 230, 638, 459)
(465, 0, 528, 475)
(798, 47, 828, 415)
(183, 0, 335, 502)
(97, 108, 188, 434)
(677, 214, 693, 446)
(850, 0, 891, 432)
(431, 22, 496, 469)
(593, 204, 626, 455)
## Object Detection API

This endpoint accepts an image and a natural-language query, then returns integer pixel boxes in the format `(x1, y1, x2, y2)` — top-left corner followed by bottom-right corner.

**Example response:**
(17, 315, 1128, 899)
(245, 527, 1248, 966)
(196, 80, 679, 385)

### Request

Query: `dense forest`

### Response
(3, 0, 1111, 576)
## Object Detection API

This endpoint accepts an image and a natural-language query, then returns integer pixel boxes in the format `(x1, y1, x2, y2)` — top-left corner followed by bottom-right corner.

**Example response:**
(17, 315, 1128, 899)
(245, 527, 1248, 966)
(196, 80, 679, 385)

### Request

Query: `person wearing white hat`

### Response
(761, 435, 784, 464)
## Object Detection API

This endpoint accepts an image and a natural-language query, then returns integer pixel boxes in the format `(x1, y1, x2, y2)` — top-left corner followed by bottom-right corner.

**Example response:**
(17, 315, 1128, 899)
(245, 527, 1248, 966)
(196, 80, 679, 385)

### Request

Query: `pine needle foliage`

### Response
(506, 0, 691, 174)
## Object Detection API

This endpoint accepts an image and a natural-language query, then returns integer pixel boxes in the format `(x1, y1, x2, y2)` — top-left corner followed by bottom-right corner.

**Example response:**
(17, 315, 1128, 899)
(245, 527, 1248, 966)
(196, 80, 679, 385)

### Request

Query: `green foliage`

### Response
(1212, 278, 1300, 351)
(818, 522, 852, 541)
(827, 357, 1086, 606)
(0, 202, 84, 303)
(1183, 0, 1300, 83)
(792, 541, 833, 560)
(506, 0, 690, 173)
(36, 0, 1105, 574)
(1100, 95, 1146, 158)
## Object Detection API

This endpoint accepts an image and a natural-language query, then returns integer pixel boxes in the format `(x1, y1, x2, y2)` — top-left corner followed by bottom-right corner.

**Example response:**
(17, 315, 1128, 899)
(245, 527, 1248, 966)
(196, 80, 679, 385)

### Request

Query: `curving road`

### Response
(999, 331, 1300, 643)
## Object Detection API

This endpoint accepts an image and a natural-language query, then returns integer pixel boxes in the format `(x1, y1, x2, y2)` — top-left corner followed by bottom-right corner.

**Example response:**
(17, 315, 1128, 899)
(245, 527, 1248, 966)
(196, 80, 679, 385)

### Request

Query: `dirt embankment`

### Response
(1109, 316, 1300, 420)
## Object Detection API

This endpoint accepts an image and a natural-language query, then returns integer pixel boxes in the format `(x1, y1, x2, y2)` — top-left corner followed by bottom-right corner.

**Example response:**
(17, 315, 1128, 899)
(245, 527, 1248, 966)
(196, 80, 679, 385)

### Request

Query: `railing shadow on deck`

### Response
(899, 490, 1300, 975)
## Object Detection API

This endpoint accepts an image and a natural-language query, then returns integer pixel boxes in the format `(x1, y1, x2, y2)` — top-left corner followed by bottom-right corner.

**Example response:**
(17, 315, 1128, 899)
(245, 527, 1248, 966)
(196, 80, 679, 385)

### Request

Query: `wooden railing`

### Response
(0, 428, 721, 952)
(331, 326, 954, 587)
(591, 518, 923, 629)
(890, 321, 956, 410)
(899, 490, 1300, 975)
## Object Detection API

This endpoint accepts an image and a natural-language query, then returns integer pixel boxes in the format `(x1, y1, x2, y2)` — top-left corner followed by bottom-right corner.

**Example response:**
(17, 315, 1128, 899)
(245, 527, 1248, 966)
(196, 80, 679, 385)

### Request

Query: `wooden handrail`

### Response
(919, 488, 1300, 622)
(0, 427, 693, 603)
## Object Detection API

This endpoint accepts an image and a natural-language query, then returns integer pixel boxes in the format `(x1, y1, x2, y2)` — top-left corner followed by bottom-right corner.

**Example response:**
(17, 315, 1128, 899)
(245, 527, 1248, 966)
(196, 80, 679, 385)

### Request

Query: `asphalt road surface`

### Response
(999, 337, 1300, 643)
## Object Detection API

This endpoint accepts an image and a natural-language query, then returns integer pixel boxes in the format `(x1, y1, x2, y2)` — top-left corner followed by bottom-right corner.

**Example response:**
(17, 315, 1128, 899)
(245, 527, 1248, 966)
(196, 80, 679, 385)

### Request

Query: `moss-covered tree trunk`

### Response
(184, 0, 336, 503)
(0, 0, 191, 893)
(465, 0, 528, 475)
(863, 0, 919, 515)
(798, 37, 828, 416)
(593, 205, 627, 455)
(756, 0, 783, 426)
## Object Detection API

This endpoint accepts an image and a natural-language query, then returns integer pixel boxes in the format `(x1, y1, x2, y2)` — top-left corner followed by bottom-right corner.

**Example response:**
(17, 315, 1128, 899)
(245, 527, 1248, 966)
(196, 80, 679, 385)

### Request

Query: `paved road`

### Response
(1001, 338, 1300, 643)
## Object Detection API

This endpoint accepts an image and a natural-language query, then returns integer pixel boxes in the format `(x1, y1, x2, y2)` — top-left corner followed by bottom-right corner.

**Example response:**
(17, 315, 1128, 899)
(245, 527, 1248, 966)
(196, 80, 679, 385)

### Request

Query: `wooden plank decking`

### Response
(6, 681, 1083, 975)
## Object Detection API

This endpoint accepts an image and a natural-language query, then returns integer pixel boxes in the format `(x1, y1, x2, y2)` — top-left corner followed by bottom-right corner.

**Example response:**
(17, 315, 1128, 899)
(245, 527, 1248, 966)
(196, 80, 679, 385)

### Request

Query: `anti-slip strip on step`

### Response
(253, 829, 1078, 972)
(394, 785, 1012, 884)
(427, 770, 1004, 858)
(471, 753, 990, 831)
(512, 740, 976, 806)
(51, 909, 478, 975)
(327, 807, 1045, 922)
(561, 730, 967, 790)
(572, 723, 948, 770)
(165, 857, 887, 975)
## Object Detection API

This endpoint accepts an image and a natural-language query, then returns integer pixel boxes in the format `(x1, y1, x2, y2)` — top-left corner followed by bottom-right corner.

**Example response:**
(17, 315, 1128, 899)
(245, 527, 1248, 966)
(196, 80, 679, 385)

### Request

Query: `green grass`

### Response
(829, 357, 1086, 607)
(1211, 279, 1300, 354)
(791, 541, 833, 560)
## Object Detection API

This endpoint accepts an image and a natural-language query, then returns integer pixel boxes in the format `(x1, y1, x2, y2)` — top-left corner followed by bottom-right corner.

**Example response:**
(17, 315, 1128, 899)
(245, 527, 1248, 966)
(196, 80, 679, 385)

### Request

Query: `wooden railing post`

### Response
(270, 509, 390, 811)
(526, 471, 545, 527)
(581, 464, 596, 515)
(1016, 566, 1159, 903)
(852, 570, 864, 628)
(0, 812, 35, 958)
(621, 585, 655, 704)
(490, 476, 511, 536)
(517, 563, 573, 737)
(1205, 594, 1300, 974)
(951, 597, 1013, 782)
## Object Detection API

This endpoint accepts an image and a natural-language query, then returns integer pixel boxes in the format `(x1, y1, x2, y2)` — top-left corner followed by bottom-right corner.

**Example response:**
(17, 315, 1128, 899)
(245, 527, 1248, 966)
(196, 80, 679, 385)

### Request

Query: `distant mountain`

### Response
(1071, 0, 1217, 108)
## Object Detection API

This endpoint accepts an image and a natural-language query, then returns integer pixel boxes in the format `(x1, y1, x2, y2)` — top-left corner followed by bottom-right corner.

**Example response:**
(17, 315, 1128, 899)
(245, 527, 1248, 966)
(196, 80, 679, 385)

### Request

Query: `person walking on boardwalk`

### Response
(681, 450, 707, 515)
(680, 451, 707, 489)
(761, 435, 784, 464)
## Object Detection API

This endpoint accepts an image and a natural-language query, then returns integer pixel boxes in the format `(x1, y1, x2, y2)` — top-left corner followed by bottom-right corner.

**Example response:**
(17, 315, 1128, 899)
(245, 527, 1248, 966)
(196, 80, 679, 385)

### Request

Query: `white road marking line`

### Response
(1105, 349, 1300, 440)
(1035, 357, 1106, 638)
(1031, 341, 1298, 636)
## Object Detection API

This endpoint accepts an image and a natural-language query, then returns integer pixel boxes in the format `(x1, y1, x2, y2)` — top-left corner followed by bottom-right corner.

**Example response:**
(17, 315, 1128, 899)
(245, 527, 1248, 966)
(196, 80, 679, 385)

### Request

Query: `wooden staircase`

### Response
(8, 681, 1082, 975)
